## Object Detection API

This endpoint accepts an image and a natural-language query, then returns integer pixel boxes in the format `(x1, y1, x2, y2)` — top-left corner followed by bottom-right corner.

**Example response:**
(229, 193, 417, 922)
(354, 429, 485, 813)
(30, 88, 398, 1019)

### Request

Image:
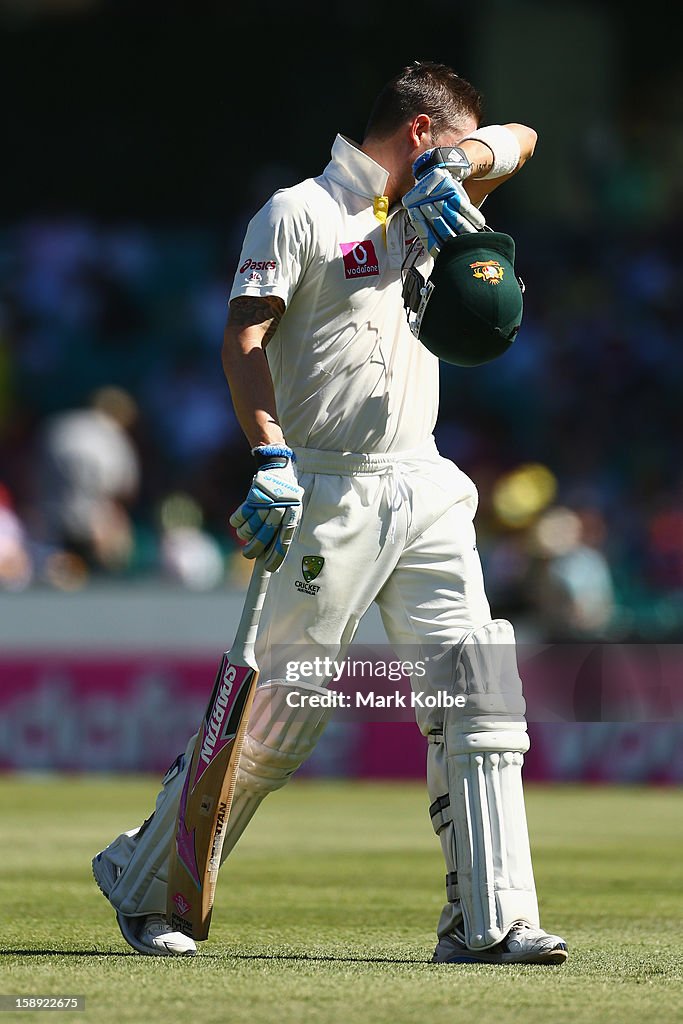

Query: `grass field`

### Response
(1, 778, 681, 1024)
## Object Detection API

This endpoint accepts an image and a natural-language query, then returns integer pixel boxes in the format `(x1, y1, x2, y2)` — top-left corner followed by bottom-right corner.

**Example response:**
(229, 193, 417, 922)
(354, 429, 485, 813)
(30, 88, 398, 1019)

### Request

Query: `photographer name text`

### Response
(285, 690, 467, 710)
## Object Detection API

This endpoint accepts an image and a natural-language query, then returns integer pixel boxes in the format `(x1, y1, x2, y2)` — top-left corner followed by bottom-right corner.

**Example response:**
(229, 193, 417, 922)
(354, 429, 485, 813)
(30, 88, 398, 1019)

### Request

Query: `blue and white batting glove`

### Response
(402, 146, 486, 258)
(229, 445, 304, 572)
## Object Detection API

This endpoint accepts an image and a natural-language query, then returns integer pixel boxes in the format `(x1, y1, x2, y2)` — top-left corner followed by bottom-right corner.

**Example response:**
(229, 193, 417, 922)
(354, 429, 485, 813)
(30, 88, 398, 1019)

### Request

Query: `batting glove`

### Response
(403, 147, 486, 259)
(229, 445, 304, 572)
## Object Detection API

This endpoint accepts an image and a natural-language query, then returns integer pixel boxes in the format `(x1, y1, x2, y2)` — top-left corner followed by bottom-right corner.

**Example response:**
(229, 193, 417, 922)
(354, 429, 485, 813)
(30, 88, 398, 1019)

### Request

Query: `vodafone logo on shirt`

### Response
(340, 240, 379, 280)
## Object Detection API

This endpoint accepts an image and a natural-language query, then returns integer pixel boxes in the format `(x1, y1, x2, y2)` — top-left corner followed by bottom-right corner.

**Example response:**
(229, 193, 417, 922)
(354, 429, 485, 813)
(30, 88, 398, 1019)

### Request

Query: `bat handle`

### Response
(233, 555, 271, 665)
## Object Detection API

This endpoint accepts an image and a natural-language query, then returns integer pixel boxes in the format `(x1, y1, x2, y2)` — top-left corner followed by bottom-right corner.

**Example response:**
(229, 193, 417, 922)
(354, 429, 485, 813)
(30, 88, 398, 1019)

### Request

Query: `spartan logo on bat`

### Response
(302, 555, 324, 582)
(173, 891, 191, 915)
(470, 260, 504, 284)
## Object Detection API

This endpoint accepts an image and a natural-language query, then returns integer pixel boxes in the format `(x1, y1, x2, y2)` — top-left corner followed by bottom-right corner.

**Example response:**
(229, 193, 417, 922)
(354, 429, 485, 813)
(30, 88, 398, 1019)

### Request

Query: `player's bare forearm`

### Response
(461, 123, 538, 207)
(222, 295, 287, 449)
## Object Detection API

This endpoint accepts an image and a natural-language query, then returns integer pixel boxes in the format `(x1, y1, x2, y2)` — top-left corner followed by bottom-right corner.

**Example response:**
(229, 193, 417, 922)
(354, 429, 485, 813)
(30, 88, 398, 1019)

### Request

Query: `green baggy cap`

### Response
(417, 232, 524, 367)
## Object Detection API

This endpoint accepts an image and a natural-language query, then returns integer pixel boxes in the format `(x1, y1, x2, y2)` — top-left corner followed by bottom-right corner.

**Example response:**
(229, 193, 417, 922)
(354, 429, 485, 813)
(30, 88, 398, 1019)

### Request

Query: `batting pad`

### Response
(108, 730, 196, 917)
(219, 678, 332, 864)
(427, 619, 539, 949)
(108, 680, 332, 918)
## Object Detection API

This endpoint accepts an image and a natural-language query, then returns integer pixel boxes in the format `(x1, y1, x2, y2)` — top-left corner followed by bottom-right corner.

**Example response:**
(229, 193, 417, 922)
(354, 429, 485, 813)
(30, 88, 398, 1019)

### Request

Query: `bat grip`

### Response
(233, 556, 271, 664)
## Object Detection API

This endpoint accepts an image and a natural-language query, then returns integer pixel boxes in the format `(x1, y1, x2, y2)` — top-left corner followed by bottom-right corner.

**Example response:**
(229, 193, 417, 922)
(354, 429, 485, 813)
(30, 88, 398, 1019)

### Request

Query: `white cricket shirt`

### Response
(229, 134, 439, 453)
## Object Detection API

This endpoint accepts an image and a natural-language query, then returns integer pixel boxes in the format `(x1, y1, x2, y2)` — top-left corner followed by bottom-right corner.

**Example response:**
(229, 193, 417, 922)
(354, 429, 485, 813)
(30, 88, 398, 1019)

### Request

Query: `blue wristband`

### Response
(251, 444, 296, 463)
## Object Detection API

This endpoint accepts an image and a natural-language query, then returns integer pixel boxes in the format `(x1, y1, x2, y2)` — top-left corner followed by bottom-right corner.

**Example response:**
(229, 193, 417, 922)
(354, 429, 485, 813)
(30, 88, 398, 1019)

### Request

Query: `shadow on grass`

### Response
(0, 948, 430, 965)
(0, 949, 138, 958)
(229, 952, 430, 965)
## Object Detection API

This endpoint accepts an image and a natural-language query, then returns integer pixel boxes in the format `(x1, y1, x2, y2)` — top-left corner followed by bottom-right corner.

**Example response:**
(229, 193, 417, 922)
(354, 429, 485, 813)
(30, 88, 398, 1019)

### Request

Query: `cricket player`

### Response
(93, 61, 568, 965)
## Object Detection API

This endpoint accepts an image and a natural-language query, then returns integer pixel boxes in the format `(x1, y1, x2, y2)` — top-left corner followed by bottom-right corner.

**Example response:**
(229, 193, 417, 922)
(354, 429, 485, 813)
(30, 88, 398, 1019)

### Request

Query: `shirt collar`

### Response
(323, 134, 390, 200)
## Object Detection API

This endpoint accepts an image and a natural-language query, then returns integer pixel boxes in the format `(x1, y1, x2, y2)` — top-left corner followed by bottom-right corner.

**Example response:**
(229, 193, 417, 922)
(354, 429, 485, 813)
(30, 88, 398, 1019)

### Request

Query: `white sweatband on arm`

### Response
(461, 125, 521, 180)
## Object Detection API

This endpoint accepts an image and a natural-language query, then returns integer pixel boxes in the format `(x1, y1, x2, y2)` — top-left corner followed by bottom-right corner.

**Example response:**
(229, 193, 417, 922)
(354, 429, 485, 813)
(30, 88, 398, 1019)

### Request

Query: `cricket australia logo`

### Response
(470, 260, 504, 284)
(302, 556, 324, 582)
(296, 555, 324, 596)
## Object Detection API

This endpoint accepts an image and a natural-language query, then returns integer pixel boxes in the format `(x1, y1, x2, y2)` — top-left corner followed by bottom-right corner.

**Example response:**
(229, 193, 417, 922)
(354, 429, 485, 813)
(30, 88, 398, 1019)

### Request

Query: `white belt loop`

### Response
(386, 462, 411, 545)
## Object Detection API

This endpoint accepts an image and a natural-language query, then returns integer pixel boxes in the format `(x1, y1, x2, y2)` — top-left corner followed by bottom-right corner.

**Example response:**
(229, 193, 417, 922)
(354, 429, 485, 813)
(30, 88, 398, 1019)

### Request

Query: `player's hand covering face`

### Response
(402, 148, 486, 258)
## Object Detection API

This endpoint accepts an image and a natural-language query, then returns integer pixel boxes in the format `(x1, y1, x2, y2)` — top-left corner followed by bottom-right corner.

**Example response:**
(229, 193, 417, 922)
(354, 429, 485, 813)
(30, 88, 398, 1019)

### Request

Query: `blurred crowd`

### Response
(0, 208, 681, 643)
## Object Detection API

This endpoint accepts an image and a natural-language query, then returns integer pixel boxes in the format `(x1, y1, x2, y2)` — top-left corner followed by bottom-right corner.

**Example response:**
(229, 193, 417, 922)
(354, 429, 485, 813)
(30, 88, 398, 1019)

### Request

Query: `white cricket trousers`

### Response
(256, 436, 492, 734)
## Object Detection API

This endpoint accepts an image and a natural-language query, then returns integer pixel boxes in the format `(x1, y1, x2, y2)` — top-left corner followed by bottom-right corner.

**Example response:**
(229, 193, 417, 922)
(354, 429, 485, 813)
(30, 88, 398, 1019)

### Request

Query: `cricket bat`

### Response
(167, 555, 271, 940)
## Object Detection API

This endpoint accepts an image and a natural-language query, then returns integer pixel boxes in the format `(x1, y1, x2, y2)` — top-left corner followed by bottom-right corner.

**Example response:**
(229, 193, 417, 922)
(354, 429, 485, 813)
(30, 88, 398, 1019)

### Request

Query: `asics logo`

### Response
(240, 258, 277, 273)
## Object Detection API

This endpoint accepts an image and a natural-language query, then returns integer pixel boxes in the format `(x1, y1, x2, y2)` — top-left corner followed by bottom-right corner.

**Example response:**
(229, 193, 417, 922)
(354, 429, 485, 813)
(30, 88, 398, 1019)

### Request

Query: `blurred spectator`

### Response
(158, 492, 225, 591)
(524, 505, 617, 641)
(0, 483, 33, 591)
(644, 504, 683, 593)
(32, 385, 140, 583)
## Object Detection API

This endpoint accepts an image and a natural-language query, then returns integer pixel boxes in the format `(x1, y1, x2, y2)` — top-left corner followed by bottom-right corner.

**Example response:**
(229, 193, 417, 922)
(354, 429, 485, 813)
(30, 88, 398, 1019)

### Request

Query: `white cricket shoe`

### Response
(92, 836, 197, 957)
(433, 920, 568, 965)
(115, 912, 197, 957)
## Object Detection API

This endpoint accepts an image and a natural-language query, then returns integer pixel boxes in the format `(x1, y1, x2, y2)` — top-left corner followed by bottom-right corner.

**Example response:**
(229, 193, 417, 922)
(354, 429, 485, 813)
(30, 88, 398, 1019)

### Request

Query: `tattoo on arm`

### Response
(228, 295, 284, 345)
(470, 160, 491, 178)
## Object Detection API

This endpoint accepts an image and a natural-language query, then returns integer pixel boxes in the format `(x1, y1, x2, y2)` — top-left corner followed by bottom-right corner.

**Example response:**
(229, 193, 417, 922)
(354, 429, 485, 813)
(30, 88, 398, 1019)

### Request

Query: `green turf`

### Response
(0, 777, 681, 1024)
